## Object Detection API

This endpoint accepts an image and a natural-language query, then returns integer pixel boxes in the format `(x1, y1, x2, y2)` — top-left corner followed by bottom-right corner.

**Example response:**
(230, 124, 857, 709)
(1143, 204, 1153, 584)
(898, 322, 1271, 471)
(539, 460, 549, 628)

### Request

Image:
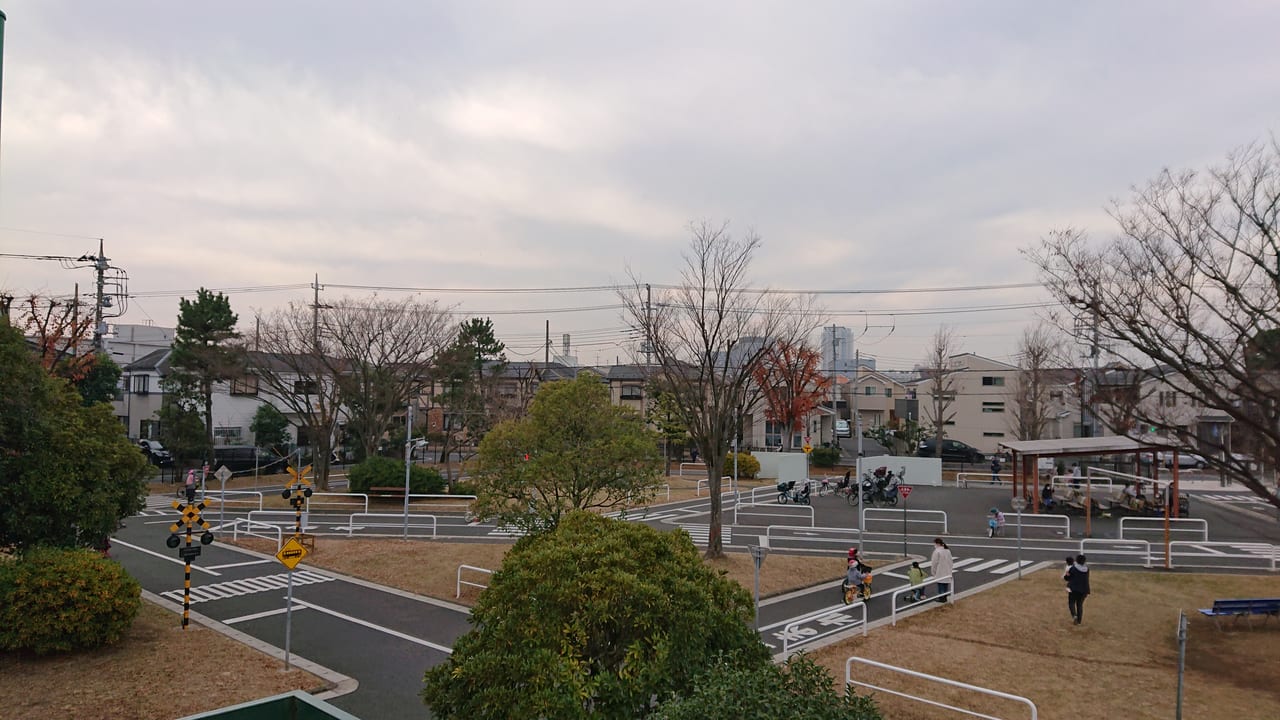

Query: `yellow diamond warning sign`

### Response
(275, 536, 308, 570)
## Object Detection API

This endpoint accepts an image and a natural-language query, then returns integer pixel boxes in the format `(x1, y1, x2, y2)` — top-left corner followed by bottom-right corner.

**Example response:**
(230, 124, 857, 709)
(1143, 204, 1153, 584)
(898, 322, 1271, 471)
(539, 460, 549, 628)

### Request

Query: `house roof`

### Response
(125, 348, 171, 373)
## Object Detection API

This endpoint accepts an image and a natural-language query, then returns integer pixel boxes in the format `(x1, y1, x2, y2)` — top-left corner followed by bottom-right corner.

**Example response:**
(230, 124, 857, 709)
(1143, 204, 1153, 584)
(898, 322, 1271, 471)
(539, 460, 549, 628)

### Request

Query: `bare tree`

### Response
(248, 303, 345, 490)
(622, 221, 821, 558)
(325, 297, 454, 459)
(920, 326, 961, 457)
(1010, 325, 1068, 440)
(1028, 139, 1280, 510)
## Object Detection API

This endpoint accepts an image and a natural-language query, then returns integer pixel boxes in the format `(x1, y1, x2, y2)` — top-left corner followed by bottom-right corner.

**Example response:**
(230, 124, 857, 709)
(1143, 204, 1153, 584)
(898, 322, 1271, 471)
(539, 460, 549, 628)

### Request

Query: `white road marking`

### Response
(990, 560, 1033, 575)
(291, 599, 453, 654)
(1188, 544, 1227, 555)
(963, 559, 1009, 573)
(205, 559, 273, 570)
(224, 604, 302, 625)
(161, 571, 333, 604)
(111, 539, 222, 576)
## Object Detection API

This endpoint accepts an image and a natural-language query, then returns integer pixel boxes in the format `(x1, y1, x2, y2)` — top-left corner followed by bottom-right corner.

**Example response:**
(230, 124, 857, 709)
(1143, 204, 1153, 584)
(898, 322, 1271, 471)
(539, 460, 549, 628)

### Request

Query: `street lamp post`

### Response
(1011, 496, 1027, 579)
(403, 403, 414, 539)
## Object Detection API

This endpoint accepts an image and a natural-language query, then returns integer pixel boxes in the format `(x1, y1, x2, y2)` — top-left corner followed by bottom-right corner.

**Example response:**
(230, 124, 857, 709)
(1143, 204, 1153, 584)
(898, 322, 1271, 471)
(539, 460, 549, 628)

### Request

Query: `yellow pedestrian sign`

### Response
(276, 536, 308, 570)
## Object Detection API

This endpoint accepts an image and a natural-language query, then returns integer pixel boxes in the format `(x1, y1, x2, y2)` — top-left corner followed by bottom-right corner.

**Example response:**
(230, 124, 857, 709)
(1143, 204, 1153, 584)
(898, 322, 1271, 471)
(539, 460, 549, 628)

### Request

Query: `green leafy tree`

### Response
(168, 288, 241, 466)
(433, 317, 507, 473)
(0, 323, 148, 551)
(472, 372, 663, 531)
(157, 386, 210, 468)
(347, 456, 446, 494)
(647, 385, 690, 471)
(422, 512, 769, 719)
(651, 653, 881, 720)
(249, 403, 291, 457)
(73, 353, 122, 406)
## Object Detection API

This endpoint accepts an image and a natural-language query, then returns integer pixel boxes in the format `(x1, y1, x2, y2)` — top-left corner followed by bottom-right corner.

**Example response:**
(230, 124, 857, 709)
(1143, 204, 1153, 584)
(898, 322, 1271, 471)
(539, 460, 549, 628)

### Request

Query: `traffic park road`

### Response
(111, 518, 470, 720)
(118, 478, 1280, 717)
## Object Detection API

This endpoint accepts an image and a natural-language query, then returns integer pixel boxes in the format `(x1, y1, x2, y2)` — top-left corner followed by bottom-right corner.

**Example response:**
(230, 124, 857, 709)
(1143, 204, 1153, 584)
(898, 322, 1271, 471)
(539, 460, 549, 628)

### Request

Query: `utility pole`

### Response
(312, 274, 321, 353)
(854, 349, 863, 460)
(644, 283, 652, 366)
(91, 240, 108, 351)
(830, 325, 840, 446)
(544, 320, 550, 368)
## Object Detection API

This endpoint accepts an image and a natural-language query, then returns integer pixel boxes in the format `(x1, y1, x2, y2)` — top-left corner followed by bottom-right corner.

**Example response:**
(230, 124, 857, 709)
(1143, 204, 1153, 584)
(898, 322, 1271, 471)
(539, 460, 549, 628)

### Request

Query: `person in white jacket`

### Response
(931, 538, 954, 603)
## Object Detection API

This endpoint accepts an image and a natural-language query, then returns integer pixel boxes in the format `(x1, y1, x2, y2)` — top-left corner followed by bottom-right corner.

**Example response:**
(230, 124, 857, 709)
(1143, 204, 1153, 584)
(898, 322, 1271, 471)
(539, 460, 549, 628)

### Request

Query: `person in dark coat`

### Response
(1064, 554, 1091, 625)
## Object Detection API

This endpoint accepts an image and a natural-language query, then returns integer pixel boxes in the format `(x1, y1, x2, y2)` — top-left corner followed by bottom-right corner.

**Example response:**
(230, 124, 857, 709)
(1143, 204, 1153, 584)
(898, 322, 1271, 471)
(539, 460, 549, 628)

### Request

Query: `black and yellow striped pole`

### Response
(282, 464, 314, 538)
(166, 498, 214, 629)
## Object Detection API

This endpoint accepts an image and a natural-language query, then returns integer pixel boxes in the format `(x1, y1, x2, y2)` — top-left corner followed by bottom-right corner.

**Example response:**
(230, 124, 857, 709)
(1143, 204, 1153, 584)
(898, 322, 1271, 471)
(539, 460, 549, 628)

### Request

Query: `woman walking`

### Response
(931, 538, 953, 603)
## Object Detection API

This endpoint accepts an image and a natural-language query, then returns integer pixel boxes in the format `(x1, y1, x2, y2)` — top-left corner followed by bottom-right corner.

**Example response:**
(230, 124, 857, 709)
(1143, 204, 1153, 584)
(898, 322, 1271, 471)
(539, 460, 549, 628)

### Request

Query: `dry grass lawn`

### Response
(0, 600, 322, 720)
(808, 569, 1280, 720)
(231, 537, 849, 606)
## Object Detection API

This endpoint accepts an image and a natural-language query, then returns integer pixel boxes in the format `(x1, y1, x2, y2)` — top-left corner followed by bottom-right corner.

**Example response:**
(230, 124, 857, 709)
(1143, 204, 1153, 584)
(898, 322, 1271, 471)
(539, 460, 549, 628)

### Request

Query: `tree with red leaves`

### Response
(752, 341, 831, 450)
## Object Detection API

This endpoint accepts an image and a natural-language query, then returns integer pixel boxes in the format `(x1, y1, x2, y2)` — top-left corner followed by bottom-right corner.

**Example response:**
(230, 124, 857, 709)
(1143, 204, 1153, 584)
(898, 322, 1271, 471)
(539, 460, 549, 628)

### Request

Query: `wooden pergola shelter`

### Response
(998, 435, 1186, 517)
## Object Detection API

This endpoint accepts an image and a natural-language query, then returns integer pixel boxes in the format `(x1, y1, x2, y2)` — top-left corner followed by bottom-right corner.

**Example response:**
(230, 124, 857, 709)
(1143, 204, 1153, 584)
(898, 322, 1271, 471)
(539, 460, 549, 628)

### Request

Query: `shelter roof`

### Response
(998, 435, 1177, 457)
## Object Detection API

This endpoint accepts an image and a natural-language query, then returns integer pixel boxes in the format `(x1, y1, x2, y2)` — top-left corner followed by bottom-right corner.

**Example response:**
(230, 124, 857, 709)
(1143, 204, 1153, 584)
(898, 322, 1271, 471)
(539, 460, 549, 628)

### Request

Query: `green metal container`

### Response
(176, 691, 362, 720)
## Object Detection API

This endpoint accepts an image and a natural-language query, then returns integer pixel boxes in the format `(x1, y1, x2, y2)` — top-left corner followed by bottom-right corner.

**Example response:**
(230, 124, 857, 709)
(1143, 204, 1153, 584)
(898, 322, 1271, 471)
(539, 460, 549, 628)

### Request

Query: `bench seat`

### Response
(1198, 598, 1280, 630)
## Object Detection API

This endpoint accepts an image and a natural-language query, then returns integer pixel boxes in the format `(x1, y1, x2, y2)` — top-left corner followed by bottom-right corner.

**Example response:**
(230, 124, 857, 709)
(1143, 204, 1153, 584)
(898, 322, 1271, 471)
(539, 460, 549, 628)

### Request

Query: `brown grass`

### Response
(0, 600, 322, 720)
(808, 570, 1280, 720)
(231, 537, 849, 607)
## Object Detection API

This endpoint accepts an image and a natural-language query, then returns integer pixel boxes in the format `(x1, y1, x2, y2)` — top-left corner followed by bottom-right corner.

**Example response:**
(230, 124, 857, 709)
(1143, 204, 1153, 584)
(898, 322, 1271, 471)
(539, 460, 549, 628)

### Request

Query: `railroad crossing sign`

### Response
(899, 485, 914, 499)
(166, 498, 215, 629)
(276, 536, 308, 570)
(282, 465, 315, 537)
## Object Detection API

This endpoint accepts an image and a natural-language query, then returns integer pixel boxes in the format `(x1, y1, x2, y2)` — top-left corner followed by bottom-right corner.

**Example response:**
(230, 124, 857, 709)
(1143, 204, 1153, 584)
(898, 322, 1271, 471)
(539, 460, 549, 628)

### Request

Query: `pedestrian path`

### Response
(161, 570, 333, 604)
(675, 523, 733, 546)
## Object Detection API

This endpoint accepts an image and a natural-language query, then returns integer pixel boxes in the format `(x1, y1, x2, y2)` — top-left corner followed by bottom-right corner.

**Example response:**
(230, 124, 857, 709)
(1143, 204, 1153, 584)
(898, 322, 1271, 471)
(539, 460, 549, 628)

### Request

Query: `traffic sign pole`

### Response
(1011, 496, 1027, 579)
(899, 485, 915, 558)
(284, 569, 294, 670)
(274, 536, 309, 670)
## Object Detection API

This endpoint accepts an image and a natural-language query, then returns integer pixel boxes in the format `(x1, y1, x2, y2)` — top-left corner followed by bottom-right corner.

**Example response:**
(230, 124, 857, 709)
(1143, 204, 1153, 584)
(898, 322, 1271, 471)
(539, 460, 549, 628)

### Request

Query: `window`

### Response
(983, 431, 1006, 438)
(982, 401, 1005, 413)
(230, 376, 258, 396)
(938, 391, 957, 402)
(621, 385, 643, 400)
(943, 420, 956, 426)
(293, 379, 319, 395)
(864, 385, 875, 396)
(1049, 391, 1064, 401)
(884, 388, 893, 398)
(1159, 391, 1178, 407)
(214, 426, 243, 442)
(764, 421, 784, 448)
(982, 376, 1006, 386)
(132, 375, 150, 395)
(139, 419, 160, 439)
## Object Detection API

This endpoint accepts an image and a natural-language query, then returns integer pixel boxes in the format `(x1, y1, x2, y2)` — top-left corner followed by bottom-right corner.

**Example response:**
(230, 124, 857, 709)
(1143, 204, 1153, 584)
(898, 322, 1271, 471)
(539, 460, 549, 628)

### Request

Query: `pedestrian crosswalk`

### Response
(1198, 493, 1270, 505)
(675, 523, 733, 546)
(918, 556, 1034, 576)
(162, 570, 333, 604)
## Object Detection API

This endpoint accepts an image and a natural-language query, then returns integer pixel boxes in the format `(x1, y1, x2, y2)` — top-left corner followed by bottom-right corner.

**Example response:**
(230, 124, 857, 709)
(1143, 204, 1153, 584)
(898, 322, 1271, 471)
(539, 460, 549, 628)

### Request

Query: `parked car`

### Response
(917, 438, 985, 463)
(137, 439, 173, 467)
(212, 446, 261, 473)
(1160, 451, 1207, 469)
(835, 419, 851, 438)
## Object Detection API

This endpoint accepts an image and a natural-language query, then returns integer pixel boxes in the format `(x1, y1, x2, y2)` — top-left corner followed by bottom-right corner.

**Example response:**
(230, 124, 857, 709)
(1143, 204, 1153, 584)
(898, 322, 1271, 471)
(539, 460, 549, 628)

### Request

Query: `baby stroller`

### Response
(777, 480, 811, 505)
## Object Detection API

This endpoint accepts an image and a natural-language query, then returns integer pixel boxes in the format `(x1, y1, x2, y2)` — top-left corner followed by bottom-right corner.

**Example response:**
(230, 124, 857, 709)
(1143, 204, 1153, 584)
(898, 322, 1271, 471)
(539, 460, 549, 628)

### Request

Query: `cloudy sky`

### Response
(1, 1, 1276, 370)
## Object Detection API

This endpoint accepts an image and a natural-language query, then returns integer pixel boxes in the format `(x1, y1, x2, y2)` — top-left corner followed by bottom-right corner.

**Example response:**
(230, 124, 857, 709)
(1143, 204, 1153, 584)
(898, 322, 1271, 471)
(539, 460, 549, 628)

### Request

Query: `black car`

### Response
(137, 439, 174, 467)
(917, 438, 985, 463)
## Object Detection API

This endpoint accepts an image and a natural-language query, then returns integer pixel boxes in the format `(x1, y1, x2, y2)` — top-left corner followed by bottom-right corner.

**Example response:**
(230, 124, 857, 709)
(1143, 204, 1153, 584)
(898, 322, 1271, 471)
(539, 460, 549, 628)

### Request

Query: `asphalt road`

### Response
(119, 477, 1280, 718)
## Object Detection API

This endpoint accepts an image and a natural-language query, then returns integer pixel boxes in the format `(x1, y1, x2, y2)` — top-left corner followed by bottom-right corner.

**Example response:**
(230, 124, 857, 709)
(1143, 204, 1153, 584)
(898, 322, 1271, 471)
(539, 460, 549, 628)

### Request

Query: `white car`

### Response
(835, 420, 851, 438)
(1159, 451, 1207, 469)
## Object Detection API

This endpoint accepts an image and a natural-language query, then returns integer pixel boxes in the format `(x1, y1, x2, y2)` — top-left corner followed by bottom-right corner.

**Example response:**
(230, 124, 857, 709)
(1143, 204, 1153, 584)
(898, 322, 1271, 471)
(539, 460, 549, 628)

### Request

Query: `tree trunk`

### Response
(704, 447, 724, 559)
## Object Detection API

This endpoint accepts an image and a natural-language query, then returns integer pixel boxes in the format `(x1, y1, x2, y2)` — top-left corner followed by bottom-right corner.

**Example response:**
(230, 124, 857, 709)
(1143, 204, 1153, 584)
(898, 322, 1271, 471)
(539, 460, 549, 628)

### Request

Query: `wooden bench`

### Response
(298, 532, 316, 553)
(368, 486, 407, 500)
(1198, 598, 1280, 630)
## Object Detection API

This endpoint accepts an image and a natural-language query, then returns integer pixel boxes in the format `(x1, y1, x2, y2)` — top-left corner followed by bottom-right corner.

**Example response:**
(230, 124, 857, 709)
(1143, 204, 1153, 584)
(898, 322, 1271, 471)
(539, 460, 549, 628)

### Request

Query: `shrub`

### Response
(725, 452, 760, 479)
(810, 446, 841, 468)
(347, 456, 445, 495)
(450, 479, 479, 497)
(0, 547, 140, 654)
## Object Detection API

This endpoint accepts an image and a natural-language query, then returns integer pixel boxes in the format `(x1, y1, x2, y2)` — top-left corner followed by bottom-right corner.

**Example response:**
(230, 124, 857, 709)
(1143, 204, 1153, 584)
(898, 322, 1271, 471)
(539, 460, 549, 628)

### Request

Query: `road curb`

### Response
(141, 589, 359, 701)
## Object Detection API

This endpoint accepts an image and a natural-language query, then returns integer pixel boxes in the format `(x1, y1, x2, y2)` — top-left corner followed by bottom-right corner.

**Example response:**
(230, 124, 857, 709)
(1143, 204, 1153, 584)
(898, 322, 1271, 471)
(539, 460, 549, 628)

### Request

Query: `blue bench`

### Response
(1198, 598, 1280, 630)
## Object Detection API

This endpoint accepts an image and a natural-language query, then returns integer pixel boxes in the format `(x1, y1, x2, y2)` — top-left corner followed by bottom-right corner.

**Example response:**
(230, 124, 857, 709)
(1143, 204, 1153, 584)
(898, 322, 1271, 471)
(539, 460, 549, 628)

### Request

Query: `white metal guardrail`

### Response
(696, 476, 738, 496)
(307, 492, 369, 514)
(1080, 538, 1152, 568)
(863, 508, 948, 534)
(1168, 541, 1278, 572)
(456, 564, 493, 597)
(404, 494, 476, 513)
(890, 575, 952, 626)
(247, 510, 315, 530)
(1003, 513, 1070, 536)
(346, 513, 437, 538)
(957, 472, 1012, 488)
(781, 601, 867, 653)
(734, 504, 815, 528)
(765, 525, 860, 548)
(845, 656, 1038, 720)
(1119, 517, 1208, 542)
(227, 518, 283, 547)
(203, 490, 264, 511)
(678, 462, 702, 477)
